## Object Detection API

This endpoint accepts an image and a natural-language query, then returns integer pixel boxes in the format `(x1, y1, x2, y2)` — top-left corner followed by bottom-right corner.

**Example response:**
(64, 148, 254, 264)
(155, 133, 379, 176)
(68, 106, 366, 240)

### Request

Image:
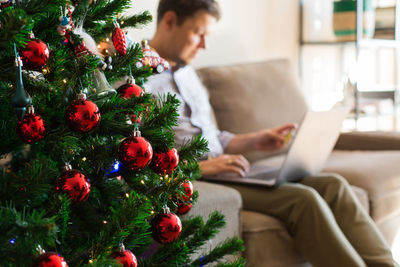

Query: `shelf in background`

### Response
(301, 38, 400, 47)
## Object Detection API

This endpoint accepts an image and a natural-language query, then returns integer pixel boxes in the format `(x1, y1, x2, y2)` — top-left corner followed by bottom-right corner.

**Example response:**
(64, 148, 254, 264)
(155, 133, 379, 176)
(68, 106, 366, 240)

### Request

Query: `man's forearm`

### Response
(224, 132, 257, 154)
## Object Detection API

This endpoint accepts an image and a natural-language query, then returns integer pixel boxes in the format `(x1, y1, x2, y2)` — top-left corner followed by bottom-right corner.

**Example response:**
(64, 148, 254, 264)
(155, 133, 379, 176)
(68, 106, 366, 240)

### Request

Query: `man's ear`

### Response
(161, 11, 179, 31)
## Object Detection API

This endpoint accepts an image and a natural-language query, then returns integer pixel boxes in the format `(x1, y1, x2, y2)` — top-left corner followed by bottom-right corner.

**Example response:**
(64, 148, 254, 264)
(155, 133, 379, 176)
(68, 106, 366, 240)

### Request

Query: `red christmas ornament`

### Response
(20, 39, 49, 70)
(65, 92, 100, 133)
(177, 200, 192, 215)
(180, 181, 194, 201)
(151, 210, 182, 244)
(15, 107, 45, 144)
(33, 252, 68, 267)
(55, 165, 91, 203)
(175, 181, 194, 214)
(111, 245, 137, 267)
(112, 22, 127, 56)
(118, 129, 153, 171)
(117, 82, 143, 99)
(150, 148, 179, 175)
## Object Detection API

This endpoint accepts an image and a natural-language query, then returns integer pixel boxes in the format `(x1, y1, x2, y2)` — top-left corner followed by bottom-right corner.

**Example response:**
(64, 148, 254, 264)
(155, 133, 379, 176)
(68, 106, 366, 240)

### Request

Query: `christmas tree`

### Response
(0, 0, 244, 266)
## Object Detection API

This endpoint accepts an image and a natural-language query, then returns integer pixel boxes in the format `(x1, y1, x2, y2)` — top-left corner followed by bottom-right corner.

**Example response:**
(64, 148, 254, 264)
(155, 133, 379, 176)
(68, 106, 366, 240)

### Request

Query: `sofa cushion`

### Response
(196, 59, 309, 134)
(185, 181, 242, 259)
(241, 210, 310, 267)
(323, 150, 400, 224)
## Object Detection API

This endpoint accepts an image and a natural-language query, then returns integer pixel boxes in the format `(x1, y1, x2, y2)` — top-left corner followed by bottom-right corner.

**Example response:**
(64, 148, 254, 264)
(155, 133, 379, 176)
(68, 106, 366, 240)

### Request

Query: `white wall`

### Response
(127, 0, 300, 68)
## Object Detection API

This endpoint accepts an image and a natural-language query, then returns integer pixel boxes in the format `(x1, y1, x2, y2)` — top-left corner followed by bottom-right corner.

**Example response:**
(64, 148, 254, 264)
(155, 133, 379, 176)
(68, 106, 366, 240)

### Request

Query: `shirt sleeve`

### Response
(218, 130, 235, 151)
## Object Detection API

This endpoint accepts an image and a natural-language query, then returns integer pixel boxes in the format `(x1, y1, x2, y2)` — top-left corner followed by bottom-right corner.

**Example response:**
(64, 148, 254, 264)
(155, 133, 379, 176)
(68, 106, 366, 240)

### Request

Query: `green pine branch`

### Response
(178, 135, 209, 163)
(192, 237, 245, 266)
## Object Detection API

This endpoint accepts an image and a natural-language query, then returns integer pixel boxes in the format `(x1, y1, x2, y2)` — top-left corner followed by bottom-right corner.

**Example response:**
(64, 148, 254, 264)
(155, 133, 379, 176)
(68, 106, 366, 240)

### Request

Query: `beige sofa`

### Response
(186, 59, 400, 266)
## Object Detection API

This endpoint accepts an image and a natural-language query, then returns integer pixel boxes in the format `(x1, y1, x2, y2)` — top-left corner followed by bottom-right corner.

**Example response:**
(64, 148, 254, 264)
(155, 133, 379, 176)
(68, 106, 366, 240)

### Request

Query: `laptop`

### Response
(204, 108, 350, 187)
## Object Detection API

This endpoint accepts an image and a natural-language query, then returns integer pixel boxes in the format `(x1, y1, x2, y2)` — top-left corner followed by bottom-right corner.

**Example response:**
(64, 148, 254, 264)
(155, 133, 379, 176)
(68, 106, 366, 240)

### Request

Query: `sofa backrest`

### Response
(196, 59, 309, 134)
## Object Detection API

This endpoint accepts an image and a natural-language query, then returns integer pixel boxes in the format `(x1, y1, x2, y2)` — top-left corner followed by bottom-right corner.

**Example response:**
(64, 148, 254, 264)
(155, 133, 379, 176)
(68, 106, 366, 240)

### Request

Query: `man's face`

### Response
(169, 10, 216, 65)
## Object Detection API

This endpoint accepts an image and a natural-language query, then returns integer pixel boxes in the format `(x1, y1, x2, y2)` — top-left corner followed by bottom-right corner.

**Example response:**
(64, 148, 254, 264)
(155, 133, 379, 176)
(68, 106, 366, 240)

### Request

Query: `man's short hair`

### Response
(157, 0, 221, 25)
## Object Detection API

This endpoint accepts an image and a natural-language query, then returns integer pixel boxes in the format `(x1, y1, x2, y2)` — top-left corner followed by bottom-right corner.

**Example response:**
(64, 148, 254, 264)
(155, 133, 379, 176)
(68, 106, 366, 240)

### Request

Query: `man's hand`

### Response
(224, 123, 297, 155)
(253, 123, 297, 151)
(199, 154, 250, 177)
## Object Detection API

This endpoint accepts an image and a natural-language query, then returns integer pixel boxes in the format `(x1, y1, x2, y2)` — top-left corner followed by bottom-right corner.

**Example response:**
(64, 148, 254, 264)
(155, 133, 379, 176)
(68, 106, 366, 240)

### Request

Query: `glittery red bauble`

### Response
(117, 83, 143, 99)
(32, 252, 68, 267)
(20, 39, 49, 70)
(65, 99, 100, 133)
(177, 201, 192, 215)
(181, 181, 194, 201)
(112, 27, 127, 56)
(150, 148, 179, 175)
(16, 112, 45, 144)
(55, 169, 91, 203)
(111, 249, 137, 267)
(118, 136, 153, 170)
(151, 212, 182, 244)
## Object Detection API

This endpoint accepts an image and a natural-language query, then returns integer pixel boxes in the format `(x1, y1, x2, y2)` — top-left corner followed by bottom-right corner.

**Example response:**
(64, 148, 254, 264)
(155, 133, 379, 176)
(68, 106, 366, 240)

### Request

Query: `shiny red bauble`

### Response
(151, 211, 182, 244)
(177, 201, 192, 215)
(117, 83, 143, 99)
(32, 252, 68, 267)
(65, 93, 100, 133)
(112, 26, 127, 56)
(111, 249, 137, 267)
(181, 181, 194, 201)
(55, 167, 90, 203)
(150, 148, 179, 175)
(16, 111, 45, 144)
(20, 39, 49, 70)
(118, 134, 153, 171)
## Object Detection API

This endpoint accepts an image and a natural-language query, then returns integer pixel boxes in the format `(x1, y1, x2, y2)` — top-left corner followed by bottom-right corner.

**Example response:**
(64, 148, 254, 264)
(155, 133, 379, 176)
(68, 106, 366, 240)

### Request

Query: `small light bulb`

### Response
(113, 162, 120, 170)
(97, 44, 101, 49)
(82, 157, 87, 162)
(125, 193, 129, 198)
(121, 21, 124, 25)
(151, 210, 154, 215)
(103, 220, 107, 224)
(89, 259, 93, 264)
(106, 38, 110, 42)
(140, 180, 145, 184)
(62, 79, 67, 84)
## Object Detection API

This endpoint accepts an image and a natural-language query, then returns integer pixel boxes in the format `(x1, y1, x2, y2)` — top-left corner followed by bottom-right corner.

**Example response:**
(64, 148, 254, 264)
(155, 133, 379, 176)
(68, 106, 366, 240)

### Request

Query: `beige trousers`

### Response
(221, 174, 398, 267)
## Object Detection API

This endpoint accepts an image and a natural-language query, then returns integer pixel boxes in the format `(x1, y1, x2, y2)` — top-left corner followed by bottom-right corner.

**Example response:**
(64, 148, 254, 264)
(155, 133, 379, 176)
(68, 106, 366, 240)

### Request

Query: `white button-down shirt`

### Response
(144, 65, 234, 157)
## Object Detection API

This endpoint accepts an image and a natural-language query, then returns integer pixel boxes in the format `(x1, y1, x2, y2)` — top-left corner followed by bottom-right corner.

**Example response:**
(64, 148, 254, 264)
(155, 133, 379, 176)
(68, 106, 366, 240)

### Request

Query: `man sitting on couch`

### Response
(143, 0, 398, 266)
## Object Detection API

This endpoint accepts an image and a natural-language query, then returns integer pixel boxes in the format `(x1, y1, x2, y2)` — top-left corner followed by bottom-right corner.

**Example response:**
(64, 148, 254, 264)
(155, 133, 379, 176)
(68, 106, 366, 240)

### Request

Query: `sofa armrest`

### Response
(183, 181, 242, 257)
(334, 131, 400, 151)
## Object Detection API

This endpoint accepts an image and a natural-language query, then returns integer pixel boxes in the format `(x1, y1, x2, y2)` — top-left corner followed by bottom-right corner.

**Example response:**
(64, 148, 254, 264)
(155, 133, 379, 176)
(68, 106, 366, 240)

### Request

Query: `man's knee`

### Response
(306, 173, 351, 193)
(295, 186, 324, 207)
